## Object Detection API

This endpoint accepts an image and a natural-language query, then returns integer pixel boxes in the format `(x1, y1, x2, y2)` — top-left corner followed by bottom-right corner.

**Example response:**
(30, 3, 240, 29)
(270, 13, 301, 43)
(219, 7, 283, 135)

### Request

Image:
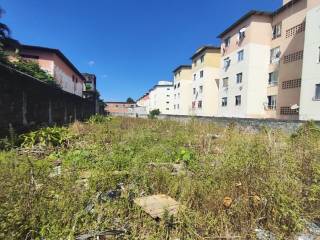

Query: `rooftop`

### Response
(217, 0, 302, 38)
(190, 46, 220, 60)
(173, 65, 192, 73)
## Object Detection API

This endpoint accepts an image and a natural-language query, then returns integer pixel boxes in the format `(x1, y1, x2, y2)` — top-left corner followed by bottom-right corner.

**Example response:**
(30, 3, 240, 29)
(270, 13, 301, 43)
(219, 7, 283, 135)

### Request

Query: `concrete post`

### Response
(64, 104, 67, 123)
(48, 99, 52, 125)
(22, 91, 28, 126)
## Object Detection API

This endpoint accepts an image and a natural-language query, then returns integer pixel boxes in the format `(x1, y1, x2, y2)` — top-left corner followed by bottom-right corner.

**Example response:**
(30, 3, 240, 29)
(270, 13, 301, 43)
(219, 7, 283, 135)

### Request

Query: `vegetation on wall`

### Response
(9, 57, 60, 87)
(0, 117, 319, 239)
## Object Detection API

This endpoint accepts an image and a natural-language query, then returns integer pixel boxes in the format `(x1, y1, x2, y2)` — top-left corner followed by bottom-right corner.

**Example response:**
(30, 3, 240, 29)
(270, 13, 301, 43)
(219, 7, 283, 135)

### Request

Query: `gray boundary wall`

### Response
(109, 112, 319, 133)
(158, 114, 320, 133)
(0, 63, 95, 136)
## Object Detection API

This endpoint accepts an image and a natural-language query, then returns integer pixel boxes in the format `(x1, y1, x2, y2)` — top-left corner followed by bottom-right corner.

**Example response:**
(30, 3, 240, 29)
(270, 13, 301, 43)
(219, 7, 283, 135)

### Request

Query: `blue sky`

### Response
(1, 0, 281, 101)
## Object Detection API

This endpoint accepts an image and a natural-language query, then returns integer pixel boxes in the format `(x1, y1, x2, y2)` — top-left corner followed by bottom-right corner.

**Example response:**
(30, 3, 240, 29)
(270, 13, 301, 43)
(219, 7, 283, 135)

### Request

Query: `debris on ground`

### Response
(75, 229, 126, 240)
(148, 162, 186, 175)
(295, 220, 320, 240)
(223, 197, 233, 208)
(134, 194, 181, 219)
(206, 133, 221, 140)
(255, 228, 276, 240)
(49, 159, 62, 177)
(97, 183, 125, 202)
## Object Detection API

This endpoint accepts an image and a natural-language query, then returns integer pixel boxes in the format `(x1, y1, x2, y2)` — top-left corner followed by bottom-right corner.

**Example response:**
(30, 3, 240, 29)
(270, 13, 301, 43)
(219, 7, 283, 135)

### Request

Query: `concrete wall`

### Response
(158, 114, 319, 133)
(0, 64, 95, 137)
(300, 5, 320, 120)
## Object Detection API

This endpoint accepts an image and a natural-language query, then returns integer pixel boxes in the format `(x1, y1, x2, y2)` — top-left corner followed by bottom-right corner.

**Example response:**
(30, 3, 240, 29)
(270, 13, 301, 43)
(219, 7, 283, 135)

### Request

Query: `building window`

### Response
(167, 88, 170, 91)
(198, 101, 202, 109)
(267, 95, 277, 110)
(174, 105, 176, 109)
(192, 101, 195, 109)
(177, 83, 180, 88)
(272, 23, 282, 39)
(268, 71, 278, 86)
(177, 104, 179, 109)
(200, 55, 204, 63)
(224, 57, 231, 70)
(193, 88, 196, 95)
(199, 85, 203, 94)
(284, 50, 303, 64)
(193, 74, 196, 81)
(178, 93, 180, 98)
(236, 73, 242, 84)
(166, 108, 169, 111)
(286, 22, 305, 38)
(282, 79, 301, 89)
(235, 95, 241, 106)
(222, 77, 229, 88)
(174, 84, 176, 89)
(166, 101, 169, 104)
(222, 97, 227, 107)
(194, 60, 197, 67)
(270, 47, 281, 64)
(224, 37, 231, 47)
(238, 28, 246, 41)
(237, 50, 244, 62)
(200, 70, 204, 78)
(174, 94, 176, 99)
(315, 84, 320, 100)
(167, 94, 170, 97)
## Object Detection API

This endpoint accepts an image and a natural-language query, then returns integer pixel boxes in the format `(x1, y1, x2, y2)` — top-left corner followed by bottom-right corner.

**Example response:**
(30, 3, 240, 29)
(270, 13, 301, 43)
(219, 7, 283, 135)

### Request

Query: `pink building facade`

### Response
(19, 45, 85, 97)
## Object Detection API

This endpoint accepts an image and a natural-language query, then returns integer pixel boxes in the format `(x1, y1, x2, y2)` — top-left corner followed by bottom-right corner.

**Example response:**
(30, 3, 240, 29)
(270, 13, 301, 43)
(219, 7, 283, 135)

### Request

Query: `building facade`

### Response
(217, 0, 320, 120)
(148, 81, 173, 115)
(18, 45, 85, 97)
(105, 102, 137, 115)
(190, 46, 221, 117)
(172, 65, 192, 115)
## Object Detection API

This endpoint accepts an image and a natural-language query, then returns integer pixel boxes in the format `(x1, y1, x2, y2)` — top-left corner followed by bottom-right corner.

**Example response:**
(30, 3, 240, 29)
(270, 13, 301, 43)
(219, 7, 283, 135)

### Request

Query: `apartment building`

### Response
(190, 46, 221, 116)
(172, 65, 192, 115)
(148, 81, 173, 114)
(137, 93, 150, 109)
(18, 45, 85, 97)
(217, 0, 320, 120)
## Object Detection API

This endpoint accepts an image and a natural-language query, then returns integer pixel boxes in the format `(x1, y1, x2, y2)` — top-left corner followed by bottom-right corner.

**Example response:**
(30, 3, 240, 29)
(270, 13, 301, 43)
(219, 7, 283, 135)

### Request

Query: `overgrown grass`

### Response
(0, 117, 319, 239)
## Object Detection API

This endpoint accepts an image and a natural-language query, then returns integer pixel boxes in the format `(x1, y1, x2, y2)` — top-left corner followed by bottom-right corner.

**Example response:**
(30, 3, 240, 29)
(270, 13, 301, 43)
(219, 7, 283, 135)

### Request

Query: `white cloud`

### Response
(101, 74, 108, 79)
(88, 60, 95, 66)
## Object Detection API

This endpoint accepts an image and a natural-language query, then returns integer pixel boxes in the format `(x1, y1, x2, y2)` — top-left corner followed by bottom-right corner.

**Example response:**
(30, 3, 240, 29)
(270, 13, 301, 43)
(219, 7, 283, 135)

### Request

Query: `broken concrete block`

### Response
(134, 194, 181, 219)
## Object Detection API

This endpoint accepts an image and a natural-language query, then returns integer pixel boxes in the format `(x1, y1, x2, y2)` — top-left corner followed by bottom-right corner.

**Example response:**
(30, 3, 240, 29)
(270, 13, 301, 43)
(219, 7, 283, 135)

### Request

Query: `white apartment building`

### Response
(148, 81, 173, 114)
(217, 0, 320, 120)
(190, 46, 221, 117)
(172, 65, 193, 115)
(300, 5, 320, 120)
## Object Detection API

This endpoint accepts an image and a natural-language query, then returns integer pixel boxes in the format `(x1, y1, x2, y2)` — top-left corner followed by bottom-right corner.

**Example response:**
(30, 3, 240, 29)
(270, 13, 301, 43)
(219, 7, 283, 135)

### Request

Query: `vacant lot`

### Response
(0, 116, 319, 239)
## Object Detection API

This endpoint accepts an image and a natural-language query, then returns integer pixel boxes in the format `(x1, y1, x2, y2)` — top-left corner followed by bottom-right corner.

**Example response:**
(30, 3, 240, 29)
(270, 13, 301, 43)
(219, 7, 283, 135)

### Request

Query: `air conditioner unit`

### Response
(290, 104, 299, 110)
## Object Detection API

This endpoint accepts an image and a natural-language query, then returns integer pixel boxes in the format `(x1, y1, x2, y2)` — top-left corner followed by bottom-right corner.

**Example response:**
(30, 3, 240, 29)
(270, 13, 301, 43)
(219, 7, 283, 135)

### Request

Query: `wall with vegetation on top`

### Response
(0, 63, 95, 136)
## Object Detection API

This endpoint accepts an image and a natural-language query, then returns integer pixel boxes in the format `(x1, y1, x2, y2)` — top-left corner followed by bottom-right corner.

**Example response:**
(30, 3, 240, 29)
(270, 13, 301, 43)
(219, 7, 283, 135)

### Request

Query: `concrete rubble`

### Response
(134, 194, 182, 219)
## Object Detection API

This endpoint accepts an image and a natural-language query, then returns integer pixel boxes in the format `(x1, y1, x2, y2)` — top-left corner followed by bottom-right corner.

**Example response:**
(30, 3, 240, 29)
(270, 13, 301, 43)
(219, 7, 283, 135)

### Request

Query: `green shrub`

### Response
(149, 109, 160, 119)
(20, 126, 71, 148)
(87, 115, 111, 124)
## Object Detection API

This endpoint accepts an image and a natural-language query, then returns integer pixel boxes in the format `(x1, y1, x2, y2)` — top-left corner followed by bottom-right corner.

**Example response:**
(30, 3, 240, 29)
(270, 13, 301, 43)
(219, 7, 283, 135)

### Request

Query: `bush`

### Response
(20, 126, 71, 148)
(149, 109, 160, 119)
(87, 115, 111, 124)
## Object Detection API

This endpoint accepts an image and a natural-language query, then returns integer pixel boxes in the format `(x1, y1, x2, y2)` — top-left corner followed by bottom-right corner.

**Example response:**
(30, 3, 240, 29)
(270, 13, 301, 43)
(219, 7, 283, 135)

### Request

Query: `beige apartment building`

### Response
(172, 65, 192, 115)
(217, 0, 320, 120)
(190, 46, 221, 116)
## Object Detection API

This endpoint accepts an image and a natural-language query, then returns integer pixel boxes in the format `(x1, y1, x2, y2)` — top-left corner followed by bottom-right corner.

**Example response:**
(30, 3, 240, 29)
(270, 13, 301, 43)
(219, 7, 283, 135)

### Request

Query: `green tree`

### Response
(126, 97, 135, 103)
(0, 7, 19, 63)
